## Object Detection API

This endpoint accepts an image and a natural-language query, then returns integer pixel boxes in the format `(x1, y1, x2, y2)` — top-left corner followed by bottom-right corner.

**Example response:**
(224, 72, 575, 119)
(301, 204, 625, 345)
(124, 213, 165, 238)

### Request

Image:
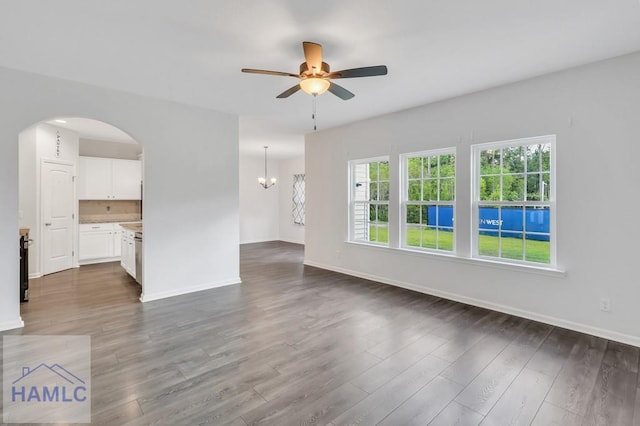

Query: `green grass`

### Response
(405, 227, 454, 251)
(369, 225, 389, 243)
(368, 225, 550, 264)
(478, 233, 550, 263)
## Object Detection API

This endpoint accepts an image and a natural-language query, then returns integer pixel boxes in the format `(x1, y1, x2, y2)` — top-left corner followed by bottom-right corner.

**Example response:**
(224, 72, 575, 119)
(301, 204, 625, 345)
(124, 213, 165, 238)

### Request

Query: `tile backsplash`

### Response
(79, 200, 141, 223)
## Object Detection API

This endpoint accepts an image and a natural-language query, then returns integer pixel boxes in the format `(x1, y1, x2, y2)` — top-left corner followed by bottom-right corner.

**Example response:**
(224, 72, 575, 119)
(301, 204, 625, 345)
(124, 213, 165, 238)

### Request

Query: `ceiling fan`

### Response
(241, 41, 388, 100)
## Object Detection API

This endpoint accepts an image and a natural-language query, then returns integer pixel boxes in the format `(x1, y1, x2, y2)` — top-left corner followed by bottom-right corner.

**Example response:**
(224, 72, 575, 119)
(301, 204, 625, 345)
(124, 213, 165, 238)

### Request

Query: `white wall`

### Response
(0, 66, 239, 331)
(278, 155, 305, 245)
(239, 154, 280, 244)
(305, 52, 640, 346)
(19, 124, 80, 277)
(18, 127, 37, 274)
(239, 154, 305, 245)
(79, 138, 141, 160)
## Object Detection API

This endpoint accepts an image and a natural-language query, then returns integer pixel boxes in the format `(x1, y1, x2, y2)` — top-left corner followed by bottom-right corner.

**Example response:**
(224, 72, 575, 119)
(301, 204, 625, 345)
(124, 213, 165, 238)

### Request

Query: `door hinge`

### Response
(72, 250, 75, 257)
(72, 213, 75, 219)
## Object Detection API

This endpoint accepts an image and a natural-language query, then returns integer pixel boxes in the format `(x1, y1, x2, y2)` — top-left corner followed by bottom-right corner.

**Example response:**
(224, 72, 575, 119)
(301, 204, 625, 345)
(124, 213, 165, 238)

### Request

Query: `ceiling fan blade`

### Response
(303, 41, 323, 74)
(276, 84, 301, 98)
(242, 68, 299, 78)
(327, 65, 388, 79)
(328, 82, 355, 100)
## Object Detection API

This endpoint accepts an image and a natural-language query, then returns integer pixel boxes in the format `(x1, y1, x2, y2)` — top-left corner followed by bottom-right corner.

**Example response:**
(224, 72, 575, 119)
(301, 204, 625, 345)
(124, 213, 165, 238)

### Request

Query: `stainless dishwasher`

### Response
(134, 232, 143, 284)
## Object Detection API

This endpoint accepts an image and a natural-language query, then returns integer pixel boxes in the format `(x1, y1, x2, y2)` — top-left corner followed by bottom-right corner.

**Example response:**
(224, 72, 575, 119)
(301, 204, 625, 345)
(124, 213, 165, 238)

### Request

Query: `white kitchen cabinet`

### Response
(79, 223, 117, 262)
(79, 230, 114, 260)
(113, 224, 122, 257)
(112, 160, 142, 199)
(120, 234, 128, 270)
(79, 223, 128, 264)
(78, 157, 111, 200)
(78, 157, 142, 200)
(120, 229, 136, 279)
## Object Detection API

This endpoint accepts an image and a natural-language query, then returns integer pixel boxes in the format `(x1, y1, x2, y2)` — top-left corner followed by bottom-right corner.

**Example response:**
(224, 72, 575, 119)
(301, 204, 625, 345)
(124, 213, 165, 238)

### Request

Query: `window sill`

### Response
(344, 241, 566, 277)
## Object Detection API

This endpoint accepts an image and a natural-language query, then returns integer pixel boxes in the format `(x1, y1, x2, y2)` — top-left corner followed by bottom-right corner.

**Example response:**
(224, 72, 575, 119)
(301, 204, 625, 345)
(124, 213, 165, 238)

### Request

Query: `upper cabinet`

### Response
(78, 157, 111, 199)
(111, 159, 142, 199)
(78, 157, 142, 200)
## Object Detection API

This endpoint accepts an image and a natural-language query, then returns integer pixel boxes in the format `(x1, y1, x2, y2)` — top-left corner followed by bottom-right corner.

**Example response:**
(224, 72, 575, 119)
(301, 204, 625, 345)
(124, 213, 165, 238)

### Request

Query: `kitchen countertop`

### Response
(120, 222, 143, 233)
(19, 228, 30, 237)
(80, 217, 141, 224)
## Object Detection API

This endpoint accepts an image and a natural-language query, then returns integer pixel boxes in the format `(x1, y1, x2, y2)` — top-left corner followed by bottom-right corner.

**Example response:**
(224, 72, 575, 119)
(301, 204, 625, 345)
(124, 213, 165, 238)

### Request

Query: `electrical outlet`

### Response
(599, 298, 611, 313)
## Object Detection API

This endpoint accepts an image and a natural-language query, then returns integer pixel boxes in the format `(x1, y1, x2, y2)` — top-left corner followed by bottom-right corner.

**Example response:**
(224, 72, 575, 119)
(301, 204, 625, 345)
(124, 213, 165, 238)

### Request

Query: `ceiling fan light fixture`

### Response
(242, 41, 387, 102)
(300, 77, 330, 96)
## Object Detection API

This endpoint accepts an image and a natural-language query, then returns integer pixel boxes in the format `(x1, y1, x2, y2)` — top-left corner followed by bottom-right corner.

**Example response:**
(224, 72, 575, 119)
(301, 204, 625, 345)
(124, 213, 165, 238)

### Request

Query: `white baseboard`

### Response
(279, 238, 305, 245)
(240, 239, 304, 246)
(0, 317, 25, 332)
(79, 257, 121, 266)
(140, 277, 242, 303)
(304, 260, 640, 348)
(28, 272, 42, 279)
(240, 238, 279, 245)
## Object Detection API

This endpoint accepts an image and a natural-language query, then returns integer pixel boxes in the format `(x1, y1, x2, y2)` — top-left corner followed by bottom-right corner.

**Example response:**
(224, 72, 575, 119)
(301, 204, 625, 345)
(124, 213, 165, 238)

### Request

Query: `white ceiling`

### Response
(46, 117, 136, 144)
(3, 1, 640, 158)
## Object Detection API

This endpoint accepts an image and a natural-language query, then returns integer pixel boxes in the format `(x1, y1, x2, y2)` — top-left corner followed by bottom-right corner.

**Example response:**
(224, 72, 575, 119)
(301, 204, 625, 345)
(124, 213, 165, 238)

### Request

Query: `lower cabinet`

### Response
(79, 230, 114, 260)
(120, 229, 136, 279)
(78, 223, 125, 264)
(113, 225, 122, 257)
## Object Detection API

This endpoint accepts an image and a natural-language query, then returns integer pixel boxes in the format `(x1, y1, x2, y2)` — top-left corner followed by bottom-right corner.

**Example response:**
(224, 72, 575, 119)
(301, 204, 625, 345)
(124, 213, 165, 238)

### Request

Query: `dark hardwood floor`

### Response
(3, 241, 639, 425)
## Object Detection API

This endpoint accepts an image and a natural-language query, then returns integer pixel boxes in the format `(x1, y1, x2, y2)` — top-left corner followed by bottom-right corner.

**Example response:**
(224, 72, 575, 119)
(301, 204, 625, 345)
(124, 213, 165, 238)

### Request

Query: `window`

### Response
(473, 135, 555, 265)
(402, 149, 456, 252)
(292, 174, 305, 225)
(350, 158, 389, 244)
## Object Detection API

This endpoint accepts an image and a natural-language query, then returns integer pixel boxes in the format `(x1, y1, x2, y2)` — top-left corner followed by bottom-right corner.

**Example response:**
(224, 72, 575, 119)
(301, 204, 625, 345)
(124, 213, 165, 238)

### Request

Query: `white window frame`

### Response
(348, 156, 390, 246)
(401, 147, 456, 253)
(471, 135, 556, 267)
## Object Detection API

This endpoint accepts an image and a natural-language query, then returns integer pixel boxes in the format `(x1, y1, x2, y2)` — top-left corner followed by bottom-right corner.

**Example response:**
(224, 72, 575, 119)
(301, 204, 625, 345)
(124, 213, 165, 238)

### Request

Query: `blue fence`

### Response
(426, 206, 550, 241)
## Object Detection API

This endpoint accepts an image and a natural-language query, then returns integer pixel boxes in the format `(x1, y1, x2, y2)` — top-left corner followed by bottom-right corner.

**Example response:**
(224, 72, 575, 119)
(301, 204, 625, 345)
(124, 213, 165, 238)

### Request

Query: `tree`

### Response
(479, 145, 550, 201)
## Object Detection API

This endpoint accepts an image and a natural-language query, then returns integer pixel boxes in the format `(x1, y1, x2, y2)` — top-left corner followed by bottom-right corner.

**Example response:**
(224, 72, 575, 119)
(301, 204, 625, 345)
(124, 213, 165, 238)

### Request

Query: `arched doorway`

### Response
(18, 117, 144, 319)
(0, 67, 241, 333)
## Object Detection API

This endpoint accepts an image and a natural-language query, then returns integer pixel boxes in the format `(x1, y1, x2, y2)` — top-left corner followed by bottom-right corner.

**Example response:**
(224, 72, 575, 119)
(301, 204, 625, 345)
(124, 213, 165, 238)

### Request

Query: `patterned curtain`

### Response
(292, 174, 305, 225)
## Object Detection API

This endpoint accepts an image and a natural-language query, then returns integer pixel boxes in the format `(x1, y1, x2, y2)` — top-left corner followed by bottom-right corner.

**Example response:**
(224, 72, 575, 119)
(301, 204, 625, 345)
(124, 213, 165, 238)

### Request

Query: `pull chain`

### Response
(312, 94, 317, 131)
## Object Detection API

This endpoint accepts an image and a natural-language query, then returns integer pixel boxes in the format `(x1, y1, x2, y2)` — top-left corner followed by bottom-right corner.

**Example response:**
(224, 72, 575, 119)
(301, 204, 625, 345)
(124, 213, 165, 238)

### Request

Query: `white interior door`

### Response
(42, 161, 74, 275)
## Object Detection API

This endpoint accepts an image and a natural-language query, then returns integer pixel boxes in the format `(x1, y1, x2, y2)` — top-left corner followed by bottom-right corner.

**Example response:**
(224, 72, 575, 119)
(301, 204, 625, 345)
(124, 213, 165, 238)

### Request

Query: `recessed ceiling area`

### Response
(2, 1, 640, 157)
(47, 117, 137, 144)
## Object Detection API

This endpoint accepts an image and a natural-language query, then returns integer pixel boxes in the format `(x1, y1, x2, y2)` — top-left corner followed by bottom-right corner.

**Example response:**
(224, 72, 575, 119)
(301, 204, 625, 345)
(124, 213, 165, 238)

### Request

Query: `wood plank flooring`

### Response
(2, 241, 639, 425)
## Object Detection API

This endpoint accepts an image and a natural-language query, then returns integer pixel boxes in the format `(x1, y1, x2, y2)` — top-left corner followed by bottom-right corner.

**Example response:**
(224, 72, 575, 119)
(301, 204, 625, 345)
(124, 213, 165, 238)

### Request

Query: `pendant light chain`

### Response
(264, 145, 268, 178)
(312, 94, 318, 131)
(258, 146, 276, 189)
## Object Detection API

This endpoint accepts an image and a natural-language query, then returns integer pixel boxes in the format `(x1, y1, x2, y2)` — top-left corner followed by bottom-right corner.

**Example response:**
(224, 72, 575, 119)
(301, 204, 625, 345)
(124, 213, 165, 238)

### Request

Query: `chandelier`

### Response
(258, 146, 276, 189)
